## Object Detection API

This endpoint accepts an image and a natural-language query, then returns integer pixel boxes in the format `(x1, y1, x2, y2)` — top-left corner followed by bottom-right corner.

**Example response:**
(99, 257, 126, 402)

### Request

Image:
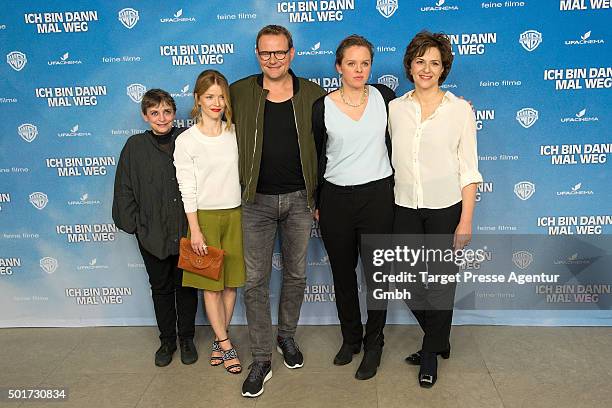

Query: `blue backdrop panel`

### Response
(1, 0, 611, 327)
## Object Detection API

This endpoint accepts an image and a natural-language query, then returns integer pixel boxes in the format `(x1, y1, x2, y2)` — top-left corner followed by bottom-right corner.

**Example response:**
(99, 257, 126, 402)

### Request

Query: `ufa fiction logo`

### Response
(160, 9, 196, 23)
(68, 193, 101, 206)
(560, 108, 599, 123)
(565, 30, 605, 46)
(421, 0, 459, 12)
(58, 124, 92, 137)
(556, 183, 594, 196)
(297, 42, 334, 56)
(48, 52, 83, 66)
(171, 84, 191, 98)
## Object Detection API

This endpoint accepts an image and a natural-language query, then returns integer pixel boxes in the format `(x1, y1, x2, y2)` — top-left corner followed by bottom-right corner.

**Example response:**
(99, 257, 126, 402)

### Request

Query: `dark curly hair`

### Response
(403, 31, 453, 85)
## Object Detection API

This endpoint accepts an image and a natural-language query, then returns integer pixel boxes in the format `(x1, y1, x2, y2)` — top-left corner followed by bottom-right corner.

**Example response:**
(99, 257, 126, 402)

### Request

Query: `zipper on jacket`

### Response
(247, 88, 265, 201)
(291, 98, 312, 211)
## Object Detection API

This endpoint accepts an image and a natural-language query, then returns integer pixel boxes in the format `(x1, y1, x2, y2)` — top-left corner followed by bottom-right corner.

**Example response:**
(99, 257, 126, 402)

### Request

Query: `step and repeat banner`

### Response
(1, 1, 611, 327)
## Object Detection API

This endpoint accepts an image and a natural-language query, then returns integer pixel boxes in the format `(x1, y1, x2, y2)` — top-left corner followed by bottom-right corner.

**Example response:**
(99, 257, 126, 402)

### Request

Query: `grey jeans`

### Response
(242, 189, 312, 361)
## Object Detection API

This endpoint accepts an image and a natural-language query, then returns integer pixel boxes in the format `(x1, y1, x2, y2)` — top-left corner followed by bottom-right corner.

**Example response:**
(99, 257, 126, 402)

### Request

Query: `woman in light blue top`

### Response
(312, 35, 396, 381)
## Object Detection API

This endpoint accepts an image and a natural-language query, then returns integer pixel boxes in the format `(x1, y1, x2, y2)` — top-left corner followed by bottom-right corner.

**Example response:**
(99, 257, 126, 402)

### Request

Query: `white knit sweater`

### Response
(173, 123, 241, 212)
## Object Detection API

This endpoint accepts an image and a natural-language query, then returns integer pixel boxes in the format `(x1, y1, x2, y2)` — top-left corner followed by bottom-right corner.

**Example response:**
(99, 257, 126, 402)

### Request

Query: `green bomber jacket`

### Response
(230, 70, 326, 209)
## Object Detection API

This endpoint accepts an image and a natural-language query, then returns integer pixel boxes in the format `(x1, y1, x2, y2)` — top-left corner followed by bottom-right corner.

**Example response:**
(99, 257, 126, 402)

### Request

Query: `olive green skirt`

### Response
(182, 207, 245, 291)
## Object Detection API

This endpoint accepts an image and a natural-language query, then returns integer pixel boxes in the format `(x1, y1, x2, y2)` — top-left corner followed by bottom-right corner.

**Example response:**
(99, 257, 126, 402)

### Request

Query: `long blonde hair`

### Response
(191, 70, 232, 130)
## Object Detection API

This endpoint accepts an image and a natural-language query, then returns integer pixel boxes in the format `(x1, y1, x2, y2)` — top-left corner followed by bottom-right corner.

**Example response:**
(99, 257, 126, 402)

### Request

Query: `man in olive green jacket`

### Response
(230, 25, 325, 398)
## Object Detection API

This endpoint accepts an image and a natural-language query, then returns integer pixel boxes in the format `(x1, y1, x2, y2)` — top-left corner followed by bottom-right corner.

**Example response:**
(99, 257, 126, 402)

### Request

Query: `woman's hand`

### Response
(190, 230, 208, 256)
(314, 209, 320, 221)
(453, 221, 472, 250)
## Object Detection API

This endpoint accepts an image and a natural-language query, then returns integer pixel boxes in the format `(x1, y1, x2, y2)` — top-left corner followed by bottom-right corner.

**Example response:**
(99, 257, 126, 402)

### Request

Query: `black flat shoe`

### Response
(405, 346, 450, 365)
(334, 343, 361, 366)
(155, 341, 177, 367)
(179, 338, 198, 365)
(418, 351, 438, 388)
(418, 372, 437, 388)
(355, 348, 382, 380)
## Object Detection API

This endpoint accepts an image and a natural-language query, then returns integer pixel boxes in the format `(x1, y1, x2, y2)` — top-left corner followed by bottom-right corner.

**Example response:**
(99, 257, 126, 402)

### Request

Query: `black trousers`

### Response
(319, 177, 394, 351)
(138, 241, 198, 343)
(393, 202, 462, 353)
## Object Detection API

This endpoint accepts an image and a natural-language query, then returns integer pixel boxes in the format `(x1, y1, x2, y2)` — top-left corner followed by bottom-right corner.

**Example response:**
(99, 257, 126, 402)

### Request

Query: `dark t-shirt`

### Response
(256, 99, 305, 194)
(154, 129, 173, 154)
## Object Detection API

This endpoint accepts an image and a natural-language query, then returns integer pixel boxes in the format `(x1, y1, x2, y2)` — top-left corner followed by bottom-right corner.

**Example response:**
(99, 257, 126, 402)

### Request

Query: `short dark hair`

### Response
(256, 25, 293, 50)
(403, 31, 453, 85)
(140, 89, 176, 115)
(335, 34, 374, 66)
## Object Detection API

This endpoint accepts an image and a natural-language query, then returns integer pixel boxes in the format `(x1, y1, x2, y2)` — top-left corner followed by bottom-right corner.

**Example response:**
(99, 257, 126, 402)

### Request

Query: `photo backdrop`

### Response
(1, 0, 611, 327)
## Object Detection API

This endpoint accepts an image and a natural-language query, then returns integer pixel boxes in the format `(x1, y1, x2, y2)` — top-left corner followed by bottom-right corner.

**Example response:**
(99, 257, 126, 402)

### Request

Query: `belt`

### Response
(324, 176, 392, 191)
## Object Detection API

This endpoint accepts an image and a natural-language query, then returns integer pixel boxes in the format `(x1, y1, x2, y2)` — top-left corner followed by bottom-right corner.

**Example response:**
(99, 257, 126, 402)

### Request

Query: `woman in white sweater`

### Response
(174, 70, 245, 374)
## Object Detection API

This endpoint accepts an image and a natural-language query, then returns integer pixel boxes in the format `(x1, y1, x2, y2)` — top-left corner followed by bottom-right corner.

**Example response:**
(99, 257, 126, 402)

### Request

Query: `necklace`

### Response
(340, 86, 368, 107)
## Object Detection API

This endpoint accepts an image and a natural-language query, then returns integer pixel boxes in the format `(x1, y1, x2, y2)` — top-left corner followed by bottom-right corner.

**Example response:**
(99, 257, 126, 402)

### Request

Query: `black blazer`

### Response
(112, 127, 188, 259)
(311, 83, 396, 207)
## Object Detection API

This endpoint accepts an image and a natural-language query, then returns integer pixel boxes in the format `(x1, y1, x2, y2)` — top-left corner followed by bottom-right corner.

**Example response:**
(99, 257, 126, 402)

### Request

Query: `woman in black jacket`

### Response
(312, 35, 395, 381)
(112, 89, 198, 368)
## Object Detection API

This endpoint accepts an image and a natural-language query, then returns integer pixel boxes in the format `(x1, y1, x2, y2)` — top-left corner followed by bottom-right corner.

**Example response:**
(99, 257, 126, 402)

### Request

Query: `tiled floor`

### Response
(1, 325, 611, 407)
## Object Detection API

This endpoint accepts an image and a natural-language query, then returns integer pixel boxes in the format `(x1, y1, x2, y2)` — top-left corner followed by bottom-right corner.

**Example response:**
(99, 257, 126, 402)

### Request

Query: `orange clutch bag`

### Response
(178, 237, 224, 280)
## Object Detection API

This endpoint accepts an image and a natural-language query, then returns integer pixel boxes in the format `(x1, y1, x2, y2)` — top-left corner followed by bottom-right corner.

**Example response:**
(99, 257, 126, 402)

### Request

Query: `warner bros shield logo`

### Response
(127, 83, 146, 103)
(272, 253, 284, 270)
(40, 257, 58, 274)
(378, 74, 399, 91)
(519, 30, 542, 52)
(516, 108, 539, 128)
(512, 251, 533, 270)
(18, 123, 38, 143)
(514, 181, 535, 201)
(29, 192, 48, 210)
(376, 0, 399, 18)
(7, 51, 27, 71)
(118, 8, 139, 29)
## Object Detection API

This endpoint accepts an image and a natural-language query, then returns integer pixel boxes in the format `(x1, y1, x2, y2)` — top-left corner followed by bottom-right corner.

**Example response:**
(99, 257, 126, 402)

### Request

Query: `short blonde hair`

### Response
(191, 70, 232, 130)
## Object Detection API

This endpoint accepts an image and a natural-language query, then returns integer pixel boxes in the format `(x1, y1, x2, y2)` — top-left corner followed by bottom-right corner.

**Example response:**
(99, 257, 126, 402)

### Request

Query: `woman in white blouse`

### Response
(174, 70, 245, 374)
(388, 31, 482, 388)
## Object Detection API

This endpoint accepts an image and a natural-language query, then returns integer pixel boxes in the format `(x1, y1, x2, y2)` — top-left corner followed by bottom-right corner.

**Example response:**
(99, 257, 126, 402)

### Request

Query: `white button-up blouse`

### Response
(388, 90, 483, 209)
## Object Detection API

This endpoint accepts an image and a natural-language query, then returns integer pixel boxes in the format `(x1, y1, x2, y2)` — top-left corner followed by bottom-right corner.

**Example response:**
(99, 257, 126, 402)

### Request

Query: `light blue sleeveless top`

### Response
(324, 85, 393, 186)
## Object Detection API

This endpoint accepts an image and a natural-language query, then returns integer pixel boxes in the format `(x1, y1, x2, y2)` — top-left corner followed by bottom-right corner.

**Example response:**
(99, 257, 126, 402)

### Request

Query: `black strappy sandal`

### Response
(210, 339, 224, 366)
(218, 338, 242, 374)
